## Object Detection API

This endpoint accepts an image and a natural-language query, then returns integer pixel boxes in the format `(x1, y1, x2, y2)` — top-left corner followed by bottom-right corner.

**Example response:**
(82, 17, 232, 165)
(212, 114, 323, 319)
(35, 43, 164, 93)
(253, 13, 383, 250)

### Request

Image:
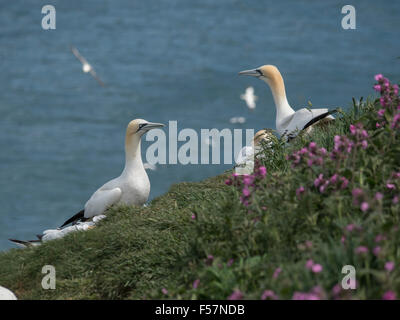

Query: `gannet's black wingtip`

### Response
(59, 209, 85, 229)
(302, 108, 339, 132)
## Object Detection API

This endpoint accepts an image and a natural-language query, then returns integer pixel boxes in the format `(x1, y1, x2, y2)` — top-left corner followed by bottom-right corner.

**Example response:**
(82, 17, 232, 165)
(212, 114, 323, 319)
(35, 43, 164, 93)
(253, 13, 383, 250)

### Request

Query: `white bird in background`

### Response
(0, 286, 17, 300)
(240, 86, 258, 110)
(230, 116, 246, 124)
(71, 46, 105, 87)
(9, 119, 164, 247)
(239, 65, 337, 140)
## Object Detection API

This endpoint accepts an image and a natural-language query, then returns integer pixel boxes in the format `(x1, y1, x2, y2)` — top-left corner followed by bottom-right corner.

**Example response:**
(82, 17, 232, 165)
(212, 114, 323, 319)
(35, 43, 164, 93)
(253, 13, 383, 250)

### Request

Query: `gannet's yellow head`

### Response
(126, 119, 164, 137)
(239, 65, 286, 99)
(239, 65, 281, 81)
(252, 129, 277, 146)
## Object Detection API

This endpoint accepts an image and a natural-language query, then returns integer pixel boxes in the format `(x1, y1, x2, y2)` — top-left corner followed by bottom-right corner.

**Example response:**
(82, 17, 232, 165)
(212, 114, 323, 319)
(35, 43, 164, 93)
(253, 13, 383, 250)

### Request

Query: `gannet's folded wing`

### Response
(84, 187, 122, 218)
(284, 108, 332, 138)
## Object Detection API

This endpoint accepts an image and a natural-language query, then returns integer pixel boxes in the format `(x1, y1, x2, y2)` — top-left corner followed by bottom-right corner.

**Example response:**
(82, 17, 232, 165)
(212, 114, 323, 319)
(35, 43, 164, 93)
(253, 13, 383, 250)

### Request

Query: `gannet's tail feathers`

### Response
(9, 239, 41, 248)
(302, 108, 339, 131)
(59, 209, 85, 228)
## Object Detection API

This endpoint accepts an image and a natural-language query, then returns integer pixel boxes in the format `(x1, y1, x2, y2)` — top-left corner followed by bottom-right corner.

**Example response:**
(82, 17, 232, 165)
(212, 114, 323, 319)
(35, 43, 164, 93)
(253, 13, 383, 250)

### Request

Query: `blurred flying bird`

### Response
(240, 86, 258, 110)
(230, 116, 246, 124)
(71, 46, 105, 87)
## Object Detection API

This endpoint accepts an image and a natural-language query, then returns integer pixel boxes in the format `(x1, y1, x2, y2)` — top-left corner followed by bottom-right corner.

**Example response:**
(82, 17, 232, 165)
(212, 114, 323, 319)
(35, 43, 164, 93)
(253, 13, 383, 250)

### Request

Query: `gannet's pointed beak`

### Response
(143, 122, 164, 131)
(238, 68, 262, 77)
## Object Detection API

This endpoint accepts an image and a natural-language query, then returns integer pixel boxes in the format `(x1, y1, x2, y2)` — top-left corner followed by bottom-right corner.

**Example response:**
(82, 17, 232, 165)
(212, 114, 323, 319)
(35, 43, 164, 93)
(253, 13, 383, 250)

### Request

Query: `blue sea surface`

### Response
(0, 0, 399, 251)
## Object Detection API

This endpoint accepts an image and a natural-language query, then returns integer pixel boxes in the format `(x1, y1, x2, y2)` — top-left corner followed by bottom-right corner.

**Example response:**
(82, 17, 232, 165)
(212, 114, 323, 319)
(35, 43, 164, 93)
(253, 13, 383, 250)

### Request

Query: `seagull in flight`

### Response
(71, 46, 105, 87)
(239, 65, 337, 140)
(240, 86, 258, 110)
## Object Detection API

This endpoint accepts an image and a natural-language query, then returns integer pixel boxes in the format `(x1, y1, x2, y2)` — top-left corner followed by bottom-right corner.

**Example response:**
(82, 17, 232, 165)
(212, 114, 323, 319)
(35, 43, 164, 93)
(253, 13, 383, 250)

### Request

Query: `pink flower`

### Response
(258, 166, 267, 177)
(225, 179, 232, 186)
(193, 279, 200, 289)
(374, 84, 382, 92)
(373, 246, 381, 257)
(377, 109, 385, 117)
(206, 255, 214, 265)
(296, 186, 305, 198)
(350, 124, 356, 135)
(305, 259, 314, 270)
(312, 264, 323, 273)
(375, 234, 386, 242)
(375, 74, 383, 81)
(261, 290, 278, 300)
(191, 213, 196, 220)
(382, 291, 396, 300)
(242, 187, 251, 197)
(273, 267, 282, 279)
(161, 288, 168, 295)
(243, 175, 254, 186)
(355, 246, 368, 254)
(393, 196, 399, 204)
(346, 224, 356, 232)
(375, 192, 383, 201)
(292, 292, 320, 300)
(228, 289, 243, 300)
(227, 259, 234, 267)
(332, 284, 341, 297)
(385, 261, 395, 272)
(360, 202, 369, 212)
(387, 183, 396, 190)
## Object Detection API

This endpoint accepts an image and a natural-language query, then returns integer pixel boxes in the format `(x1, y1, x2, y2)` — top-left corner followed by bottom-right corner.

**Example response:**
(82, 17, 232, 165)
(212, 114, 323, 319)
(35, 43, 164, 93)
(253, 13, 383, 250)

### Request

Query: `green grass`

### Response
(1, 91, 399, 300)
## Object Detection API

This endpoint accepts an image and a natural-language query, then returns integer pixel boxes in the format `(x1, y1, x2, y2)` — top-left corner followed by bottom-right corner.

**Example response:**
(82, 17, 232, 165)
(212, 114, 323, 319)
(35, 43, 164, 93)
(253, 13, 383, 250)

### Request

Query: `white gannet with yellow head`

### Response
(57, 119, 164, 228)
(9, 119, 164, 247)
(239, 65, 337, 140)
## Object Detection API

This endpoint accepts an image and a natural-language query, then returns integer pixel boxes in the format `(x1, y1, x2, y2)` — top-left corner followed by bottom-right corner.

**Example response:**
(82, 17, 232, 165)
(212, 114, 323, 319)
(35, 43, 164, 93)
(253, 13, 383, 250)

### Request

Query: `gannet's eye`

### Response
(138, 123, 147, 131)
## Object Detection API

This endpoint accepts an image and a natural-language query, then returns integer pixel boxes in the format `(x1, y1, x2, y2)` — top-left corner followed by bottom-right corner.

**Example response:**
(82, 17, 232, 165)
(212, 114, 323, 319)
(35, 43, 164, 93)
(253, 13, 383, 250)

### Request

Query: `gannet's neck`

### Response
(262, 73, 294, 122)
(123, 134, 145, 174)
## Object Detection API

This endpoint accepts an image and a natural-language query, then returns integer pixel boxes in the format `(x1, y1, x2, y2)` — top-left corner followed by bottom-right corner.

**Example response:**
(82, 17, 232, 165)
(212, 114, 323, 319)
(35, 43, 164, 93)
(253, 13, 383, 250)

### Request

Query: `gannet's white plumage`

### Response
(0, 286, 17, 300)
(59, 119, 164, 227)
(9, 119, 163, 247)
(71, 46, 105, 87)
(239, 65, 336, 139)
(240, 86, 258, 110)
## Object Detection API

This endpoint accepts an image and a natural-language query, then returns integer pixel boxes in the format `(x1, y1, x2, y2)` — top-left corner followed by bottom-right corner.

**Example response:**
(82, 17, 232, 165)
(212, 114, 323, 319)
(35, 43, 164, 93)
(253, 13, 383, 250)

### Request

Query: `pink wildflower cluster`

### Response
(287, 142, 327, 168)
(331, 123, 369, 160)
(225, 162, 267, 206)
(374, 74, 400, 129)
(313, 173, 349, 193)
(292, 286, 326, 300)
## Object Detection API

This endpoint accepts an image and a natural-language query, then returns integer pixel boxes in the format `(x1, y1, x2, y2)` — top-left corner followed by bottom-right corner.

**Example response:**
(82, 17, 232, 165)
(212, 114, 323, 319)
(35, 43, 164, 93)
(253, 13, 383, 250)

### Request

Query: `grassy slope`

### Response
(0, 175, 229, 299)
(0, 96, 398, 299)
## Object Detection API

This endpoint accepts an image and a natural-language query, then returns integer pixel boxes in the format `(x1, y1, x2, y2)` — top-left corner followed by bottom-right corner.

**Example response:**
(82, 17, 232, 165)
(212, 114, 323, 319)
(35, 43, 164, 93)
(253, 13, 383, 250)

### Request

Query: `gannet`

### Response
(0, 286, 17, 300)
(240, 86, 258, 110)
(71, 46, 105, 87)
(235, 129, 276, 174)
(239, 65, 337, 140)
(9, 216, 106, 248)
(59, 119, 164, 228)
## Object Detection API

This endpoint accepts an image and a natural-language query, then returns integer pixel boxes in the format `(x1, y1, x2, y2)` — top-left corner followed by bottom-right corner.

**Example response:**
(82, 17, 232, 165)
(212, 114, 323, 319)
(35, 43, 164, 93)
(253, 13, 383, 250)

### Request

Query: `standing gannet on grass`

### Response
(59, 119, 164, 228)
(239, 65, 337, 140)
(9, 119, 164, 247)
